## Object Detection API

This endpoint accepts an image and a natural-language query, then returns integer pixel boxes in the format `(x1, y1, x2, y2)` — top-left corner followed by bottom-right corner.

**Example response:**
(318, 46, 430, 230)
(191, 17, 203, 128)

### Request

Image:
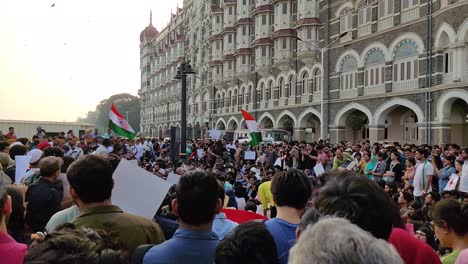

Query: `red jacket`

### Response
(388, 228, 441, 264)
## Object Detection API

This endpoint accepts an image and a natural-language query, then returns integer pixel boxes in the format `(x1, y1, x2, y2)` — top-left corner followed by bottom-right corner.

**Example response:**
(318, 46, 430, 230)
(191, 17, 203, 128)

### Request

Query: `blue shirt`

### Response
(439, 166, 456, 194)
(265, 218, 299, 264)
(212, 213, 238, 240)
(143, 228, 219, 264)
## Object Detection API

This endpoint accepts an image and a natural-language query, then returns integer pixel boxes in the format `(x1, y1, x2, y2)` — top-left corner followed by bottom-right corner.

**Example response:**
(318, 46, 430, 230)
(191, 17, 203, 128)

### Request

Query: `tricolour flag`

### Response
(241, 109, 262, 146)
(108, 104, 136, 140)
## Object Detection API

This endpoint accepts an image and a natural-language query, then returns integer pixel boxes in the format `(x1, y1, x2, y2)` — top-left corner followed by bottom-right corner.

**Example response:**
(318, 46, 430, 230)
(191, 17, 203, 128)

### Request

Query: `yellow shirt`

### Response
(258, 181, 275, 209)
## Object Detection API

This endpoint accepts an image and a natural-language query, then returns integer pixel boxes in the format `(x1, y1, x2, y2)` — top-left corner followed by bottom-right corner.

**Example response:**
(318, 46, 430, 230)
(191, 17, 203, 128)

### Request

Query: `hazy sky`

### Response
(0, 0, 183, 122)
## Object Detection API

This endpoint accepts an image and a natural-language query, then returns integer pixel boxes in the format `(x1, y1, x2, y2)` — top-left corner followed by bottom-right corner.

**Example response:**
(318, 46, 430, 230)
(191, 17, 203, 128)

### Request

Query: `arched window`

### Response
(340, 55, 358, 91)
(301, 72, 309, 94)
(233, 89, 238, 106)
(240, 87, 245, 105)
(246, 87, 251, 104)
(364, 48, 385, 90)
(378, 0, 394, 18)
(278, 78, 284, 98)
(312, 68, 321, 93)
(340, 8, 353, 34)
(267, 81, 272, 100)
(227, 91, 232, 107)
(287, 75, 294, 97)
(392, 40, 419, 90)
(358, 0, 372, 27)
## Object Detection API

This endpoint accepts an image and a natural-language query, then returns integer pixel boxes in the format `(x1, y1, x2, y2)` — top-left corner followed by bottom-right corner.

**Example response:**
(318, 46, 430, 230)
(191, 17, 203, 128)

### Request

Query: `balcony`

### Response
(339, 89, 358, 99)
(392, 79, 418, 92)
(363, 84, 386, 96)
(443, 72, 453, 84)
(357, 24, 372, 37)
(401, 7, 419, 24)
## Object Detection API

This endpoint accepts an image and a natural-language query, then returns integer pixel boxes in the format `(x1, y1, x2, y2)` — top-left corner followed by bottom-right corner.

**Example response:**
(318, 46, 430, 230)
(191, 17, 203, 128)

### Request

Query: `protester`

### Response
(143, 171, 221, 264)
(215, 221, 279, 264)
(25, 223, 128, 264)
(68, 155, 165, 252)
(0, 177, 27, 264)
(289, 217, 403, 264)
(430, 199, 468, 264)
(265, 169, 311, 264)
(25, 156, 63, 232)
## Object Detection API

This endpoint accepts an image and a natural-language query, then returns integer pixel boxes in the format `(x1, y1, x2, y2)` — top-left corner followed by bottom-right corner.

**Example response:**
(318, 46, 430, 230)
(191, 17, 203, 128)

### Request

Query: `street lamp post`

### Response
(294, 32, 348, 141)
(174, 60, 195, 159)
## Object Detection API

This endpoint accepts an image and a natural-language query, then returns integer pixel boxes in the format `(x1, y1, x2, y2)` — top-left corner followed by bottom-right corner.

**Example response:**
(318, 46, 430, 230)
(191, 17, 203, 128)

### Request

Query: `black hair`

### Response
(401, 191, 414, 204)
(317, 170, 394, 240)
(416, 147, 429, 158)
(9, 144, 27, 160)
(43, 147, 65, 158)
(407, 157, 416, 166)
(61, 156, 75, 173)
(24, 223, 127, 264)
(0, 141, 9, 152)
(428, 191, 441, 203)
(215, 221, 279, 264)
(245, 201, 257, 212)
(6, 185, 27, 243)
(175, 171, 219, 226)
(430, 199, 468, 237)
(271, 169, 312, 210)
(67, 155, 113, 203)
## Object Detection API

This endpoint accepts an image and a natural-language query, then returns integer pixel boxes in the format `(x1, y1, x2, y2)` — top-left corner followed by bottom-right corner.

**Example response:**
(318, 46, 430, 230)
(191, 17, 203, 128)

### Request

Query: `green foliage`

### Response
(77, 93, 140, 132)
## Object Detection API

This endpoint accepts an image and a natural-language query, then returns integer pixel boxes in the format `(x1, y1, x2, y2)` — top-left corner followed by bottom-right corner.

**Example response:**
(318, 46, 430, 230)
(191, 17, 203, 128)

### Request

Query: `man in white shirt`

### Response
(413, 148, 434, 202)
(66, 143, 84, 160)
(135, 139, 145, 161)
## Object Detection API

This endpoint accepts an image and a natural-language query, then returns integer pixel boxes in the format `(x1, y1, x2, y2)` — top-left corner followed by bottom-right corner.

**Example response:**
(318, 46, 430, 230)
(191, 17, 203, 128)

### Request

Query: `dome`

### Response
(140, 26, 158, 42)
(140, 11, 159, 42)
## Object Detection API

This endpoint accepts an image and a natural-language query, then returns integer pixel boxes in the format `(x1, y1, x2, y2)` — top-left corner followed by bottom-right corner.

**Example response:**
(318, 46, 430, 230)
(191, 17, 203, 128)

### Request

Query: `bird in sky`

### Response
(51, 3, 55, 7)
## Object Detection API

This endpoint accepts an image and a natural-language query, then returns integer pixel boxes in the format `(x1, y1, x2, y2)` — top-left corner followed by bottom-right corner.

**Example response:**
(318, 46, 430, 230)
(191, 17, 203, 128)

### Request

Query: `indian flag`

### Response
(108, 104, 136, 140)
(241, 109, 262, 146)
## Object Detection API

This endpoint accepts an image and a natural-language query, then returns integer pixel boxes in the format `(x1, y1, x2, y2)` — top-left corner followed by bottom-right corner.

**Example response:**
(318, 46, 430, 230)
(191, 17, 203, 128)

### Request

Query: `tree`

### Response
(77, 93, 140, 132)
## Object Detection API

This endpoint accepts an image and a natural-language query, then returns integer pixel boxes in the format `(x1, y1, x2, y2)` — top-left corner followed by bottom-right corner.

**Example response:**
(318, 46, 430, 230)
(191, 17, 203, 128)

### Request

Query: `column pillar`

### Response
(294, 127, 306, 142)
(329, 126, 345, 144)
(431, 123, 452, 145)
(368, 125, 385, 143)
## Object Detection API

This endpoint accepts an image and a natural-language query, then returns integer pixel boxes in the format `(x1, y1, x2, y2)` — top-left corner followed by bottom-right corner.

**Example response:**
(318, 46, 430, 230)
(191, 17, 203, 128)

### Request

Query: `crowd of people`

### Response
(0, 125, 467, 264)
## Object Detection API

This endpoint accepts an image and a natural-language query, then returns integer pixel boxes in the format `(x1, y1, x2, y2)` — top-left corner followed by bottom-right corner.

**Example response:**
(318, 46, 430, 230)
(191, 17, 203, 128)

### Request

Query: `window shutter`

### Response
(379, 1, 385, 17)
(388, 0, 394, 14)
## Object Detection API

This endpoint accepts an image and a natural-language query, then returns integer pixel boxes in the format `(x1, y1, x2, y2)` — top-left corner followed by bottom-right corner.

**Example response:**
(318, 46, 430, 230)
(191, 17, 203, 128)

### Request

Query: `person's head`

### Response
(335, 149, 343, 160)
(398, 191, 414, 206)
(406, 157, 416, 168)
(408, 200, 422, 217)
(390, 151, 399, 161)
(0, 141, 10, 154)
(289, 217, 403, 264)
(415, 226, 436, 249)
(245, 200, 257, 212)
(5, 185, 25, 237)
(40, 156, 62, 179)
(215, 221, 279, 264)
(384, 182, 396, 195)
(8, 127, 14, 133)
(43, 146, 65, 158)
(443, 155, 455, 168)
(0, 178, 12, 225)
(297, 207, 321, 239)
(94, 128, 98, 134)
(430, 199, 468, 248)
(455, 159, 464, 173)
(425, 191, 440, 205)
(415, 148, 429, 161)
(317, 170, 394, 240)
(462, 147, 468, 161)
(24, 223, 127, 264)
(8, 144, 27, 161)
(271, 169, 311, 211)
(173, 171, 221, 226)
(67, 155, 114, 205)
(362, 152, 370, 162)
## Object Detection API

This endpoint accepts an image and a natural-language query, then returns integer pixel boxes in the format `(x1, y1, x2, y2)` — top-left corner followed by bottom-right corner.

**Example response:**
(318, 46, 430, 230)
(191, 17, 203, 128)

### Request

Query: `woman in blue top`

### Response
(433, 155, 456, 195)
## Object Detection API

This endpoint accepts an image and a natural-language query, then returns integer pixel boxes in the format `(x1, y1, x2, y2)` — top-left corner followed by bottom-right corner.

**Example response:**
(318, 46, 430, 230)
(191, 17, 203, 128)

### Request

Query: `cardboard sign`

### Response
(112, 159, 172, 219)
(313, 163, 325, 176)
(15, 155, 31, 184)
(244, 151, 256, 160)
(209, 129, 222, 140)
(444, 173, 459, 191)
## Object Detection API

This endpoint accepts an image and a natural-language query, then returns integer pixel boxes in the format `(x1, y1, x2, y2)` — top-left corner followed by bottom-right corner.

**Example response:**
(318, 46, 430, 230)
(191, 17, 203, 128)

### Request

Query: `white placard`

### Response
(112, 159, 172, 219)
(313, 163, 325, 176)
(459, 175, 468, 193)
(197, 149, 204, 159)
(15, 155, 31, 184)
(128, 159, 139, 167)
(167, 172, 181, 186)
(444, 174, 459, 191)
(209, 129, 222, 140)
(244, 151, 256, 160)
(274, 157, 282, 167)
